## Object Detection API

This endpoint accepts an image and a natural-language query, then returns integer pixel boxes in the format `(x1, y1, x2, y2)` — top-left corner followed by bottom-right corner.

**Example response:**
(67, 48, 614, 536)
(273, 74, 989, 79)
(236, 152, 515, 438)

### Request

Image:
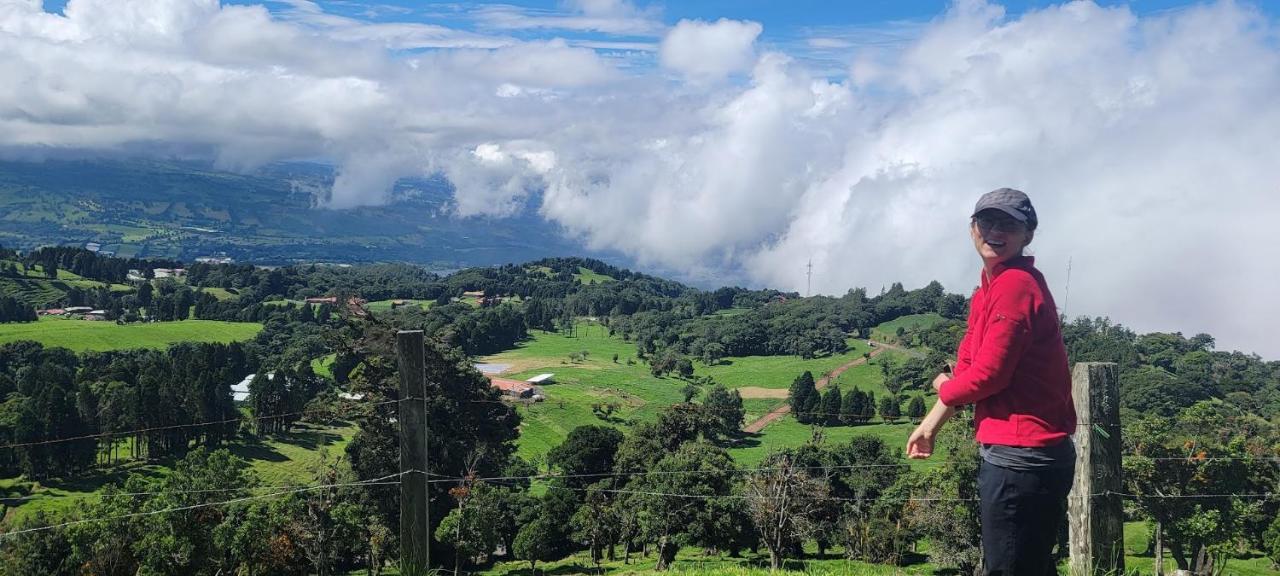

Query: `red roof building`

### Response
(489, 377, 534, 398)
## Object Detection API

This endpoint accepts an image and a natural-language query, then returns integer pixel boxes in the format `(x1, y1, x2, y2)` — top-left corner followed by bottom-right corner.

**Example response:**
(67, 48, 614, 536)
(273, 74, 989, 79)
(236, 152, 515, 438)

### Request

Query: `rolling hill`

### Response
(0, 158, 588, 269)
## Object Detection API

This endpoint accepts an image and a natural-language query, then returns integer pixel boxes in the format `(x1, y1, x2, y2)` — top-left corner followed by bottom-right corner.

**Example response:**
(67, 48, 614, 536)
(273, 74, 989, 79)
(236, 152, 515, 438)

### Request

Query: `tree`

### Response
(1123, 408, 1279, 574)
(912, 411, 982, 574)
(744, 452, 829, 571)
(570, 481, 620, 570)
(547, 425, 624, 490)
(675, 357, 695, 379)
(906, 395, 927, 423)
(822, 384, 843, 426)
(513, 517, 558, 574)
(862, 391, 877, 423)
(682, 383, 699, 403)
(635, 442, 737, 570)
(701, 342, 725, 366)
(703, 385, 745, 437)
(789, 371, 819, 424)
(878, 395, 901, 423)
(1265, 515, 1280, 572)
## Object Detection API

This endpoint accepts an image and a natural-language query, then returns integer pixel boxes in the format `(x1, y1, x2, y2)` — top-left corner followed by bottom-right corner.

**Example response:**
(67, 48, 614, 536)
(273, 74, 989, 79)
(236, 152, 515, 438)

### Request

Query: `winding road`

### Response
(741, 345, 889, 434)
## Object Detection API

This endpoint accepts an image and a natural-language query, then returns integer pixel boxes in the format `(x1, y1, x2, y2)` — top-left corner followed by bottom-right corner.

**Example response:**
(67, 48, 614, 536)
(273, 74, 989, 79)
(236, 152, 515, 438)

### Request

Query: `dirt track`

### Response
(741, 346, 887, 434)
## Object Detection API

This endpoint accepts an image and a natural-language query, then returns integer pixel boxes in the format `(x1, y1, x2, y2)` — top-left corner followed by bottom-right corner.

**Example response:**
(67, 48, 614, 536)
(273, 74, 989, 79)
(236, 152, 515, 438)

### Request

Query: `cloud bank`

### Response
(1, 0, 1278, 357)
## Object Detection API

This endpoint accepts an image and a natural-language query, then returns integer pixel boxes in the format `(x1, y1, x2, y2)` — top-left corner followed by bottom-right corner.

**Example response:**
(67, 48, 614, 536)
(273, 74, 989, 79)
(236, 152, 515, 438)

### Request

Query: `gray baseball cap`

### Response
(972, 188, 1037, 230)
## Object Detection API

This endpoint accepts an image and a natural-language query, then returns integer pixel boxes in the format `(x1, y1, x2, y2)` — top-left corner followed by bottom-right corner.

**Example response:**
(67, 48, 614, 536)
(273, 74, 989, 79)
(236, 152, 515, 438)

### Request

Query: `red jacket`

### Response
(938, 256, 1076, 447)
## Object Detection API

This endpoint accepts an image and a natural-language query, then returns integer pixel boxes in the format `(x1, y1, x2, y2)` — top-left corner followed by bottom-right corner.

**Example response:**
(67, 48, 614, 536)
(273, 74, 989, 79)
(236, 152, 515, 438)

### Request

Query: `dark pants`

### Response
(978, 459, 1074, 576)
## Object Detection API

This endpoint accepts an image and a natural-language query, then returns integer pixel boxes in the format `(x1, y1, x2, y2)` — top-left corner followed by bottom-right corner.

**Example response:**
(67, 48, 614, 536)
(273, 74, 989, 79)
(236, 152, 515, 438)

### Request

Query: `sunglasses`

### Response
(973, 215, 1027, 233)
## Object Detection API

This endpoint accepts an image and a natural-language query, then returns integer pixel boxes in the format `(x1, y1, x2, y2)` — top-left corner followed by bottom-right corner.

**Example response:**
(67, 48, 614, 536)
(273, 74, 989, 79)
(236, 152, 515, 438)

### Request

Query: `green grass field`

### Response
(201, 287, 238, 301)
(478, 324, 934, 470)
(694, 340, 874, 390)
(0, 317, 262, 352)
(574, 266, 615, 284)
(366, 298, 435, 312)
(870, 313, 945, 343)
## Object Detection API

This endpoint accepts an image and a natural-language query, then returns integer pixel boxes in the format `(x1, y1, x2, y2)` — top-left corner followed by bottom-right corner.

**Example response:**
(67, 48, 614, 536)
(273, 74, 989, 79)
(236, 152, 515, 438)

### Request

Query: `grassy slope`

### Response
(366, 299, 436, 312)
(869, 313, 945, 342)
(0, 263, 134, 308)
(694, 339, 873, 390)
(573, 266, 615, 284)
(0, 316, 262, 352)
(478, 323, 935, 471)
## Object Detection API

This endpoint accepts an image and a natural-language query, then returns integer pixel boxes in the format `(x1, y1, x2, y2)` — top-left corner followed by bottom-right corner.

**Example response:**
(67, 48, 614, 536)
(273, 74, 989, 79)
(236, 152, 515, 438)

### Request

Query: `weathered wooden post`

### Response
(397, 330, 430, 575)
(1068, 362, 1124, 576)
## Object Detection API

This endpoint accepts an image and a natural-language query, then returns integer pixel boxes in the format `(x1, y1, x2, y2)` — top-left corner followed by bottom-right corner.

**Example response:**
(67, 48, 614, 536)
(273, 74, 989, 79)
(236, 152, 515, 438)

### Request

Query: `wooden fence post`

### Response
(397, 330, 430, 575)
(1068, 362, 1124, 576)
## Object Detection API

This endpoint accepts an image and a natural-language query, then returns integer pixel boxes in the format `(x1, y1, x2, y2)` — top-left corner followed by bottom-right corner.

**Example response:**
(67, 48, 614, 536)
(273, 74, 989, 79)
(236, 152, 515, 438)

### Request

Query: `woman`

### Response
(906, 188, 1076, 576)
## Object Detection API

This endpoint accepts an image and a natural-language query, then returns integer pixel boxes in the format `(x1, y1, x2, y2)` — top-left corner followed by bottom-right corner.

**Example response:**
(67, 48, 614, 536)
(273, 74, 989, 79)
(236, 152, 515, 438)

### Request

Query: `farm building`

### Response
(65, 306, 93, 314)
(526, 374, 555, 385)
(305, 296, 338, 304)
(489, 377, 536, 399)
(38, 309, 67, 316)
(153, 268, 186, 279)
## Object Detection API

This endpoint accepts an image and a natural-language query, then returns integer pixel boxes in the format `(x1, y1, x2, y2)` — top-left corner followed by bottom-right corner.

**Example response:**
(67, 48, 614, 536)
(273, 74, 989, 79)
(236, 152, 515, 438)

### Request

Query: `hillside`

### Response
(0, 158, 587, 268)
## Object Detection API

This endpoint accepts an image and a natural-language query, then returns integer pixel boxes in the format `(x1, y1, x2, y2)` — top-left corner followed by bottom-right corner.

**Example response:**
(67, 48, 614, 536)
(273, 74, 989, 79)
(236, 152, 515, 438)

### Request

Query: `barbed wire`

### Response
(1, 471, 419, 503)
(0, 399, 399, 451)
(531, 483, 1280, 504)
(0, 471, 406, 540)
(427, 462, 913, 485)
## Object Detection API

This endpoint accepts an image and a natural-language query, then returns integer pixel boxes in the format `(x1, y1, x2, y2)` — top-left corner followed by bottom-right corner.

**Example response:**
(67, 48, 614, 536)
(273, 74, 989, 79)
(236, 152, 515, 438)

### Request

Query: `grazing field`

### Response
(478, 323, 934, 470)
(366, 298, 435, 312)
(869, 312, 945, 342)
(573, 266, 615, 284)
(693, 339, 874, 390)
(0, 316, 262, 351)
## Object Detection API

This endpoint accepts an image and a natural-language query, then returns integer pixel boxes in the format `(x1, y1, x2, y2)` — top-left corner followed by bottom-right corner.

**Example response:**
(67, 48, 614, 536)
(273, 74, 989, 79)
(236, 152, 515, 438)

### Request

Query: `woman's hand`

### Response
(931, 371, 952, 392)
(906, 425, 935, 459)
(905, 397, 958, 459)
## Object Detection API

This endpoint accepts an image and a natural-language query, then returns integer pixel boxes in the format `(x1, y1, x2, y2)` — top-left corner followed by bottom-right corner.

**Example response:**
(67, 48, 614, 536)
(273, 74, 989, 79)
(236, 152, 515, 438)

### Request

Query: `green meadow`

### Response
(477, 322, 936, 470)
(0, 316, 262, 352)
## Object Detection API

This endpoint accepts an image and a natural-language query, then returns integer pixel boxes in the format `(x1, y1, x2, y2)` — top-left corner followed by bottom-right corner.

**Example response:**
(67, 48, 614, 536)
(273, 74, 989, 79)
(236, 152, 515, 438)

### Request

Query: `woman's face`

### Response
(970, 209, 1033, 267)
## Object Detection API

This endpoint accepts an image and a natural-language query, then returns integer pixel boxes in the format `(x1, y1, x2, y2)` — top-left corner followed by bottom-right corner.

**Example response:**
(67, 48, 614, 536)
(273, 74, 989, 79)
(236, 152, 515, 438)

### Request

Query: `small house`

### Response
(490, 377, 535, 399)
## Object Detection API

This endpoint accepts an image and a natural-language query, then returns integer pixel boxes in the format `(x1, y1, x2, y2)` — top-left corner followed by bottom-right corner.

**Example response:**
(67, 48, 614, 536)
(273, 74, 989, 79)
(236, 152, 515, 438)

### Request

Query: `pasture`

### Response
(0, 317, 262, 352)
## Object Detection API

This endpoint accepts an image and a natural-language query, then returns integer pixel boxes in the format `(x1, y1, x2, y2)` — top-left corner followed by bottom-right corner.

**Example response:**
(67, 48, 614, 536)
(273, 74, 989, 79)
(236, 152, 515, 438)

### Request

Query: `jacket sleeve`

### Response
(938, 277, 1034, 407)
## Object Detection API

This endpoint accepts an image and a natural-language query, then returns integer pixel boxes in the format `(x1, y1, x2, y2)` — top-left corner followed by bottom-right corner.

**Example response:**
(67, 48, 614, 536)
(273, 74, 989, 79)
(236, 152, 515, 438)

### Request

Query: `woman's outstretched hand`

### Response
(906, 425, 934, 459)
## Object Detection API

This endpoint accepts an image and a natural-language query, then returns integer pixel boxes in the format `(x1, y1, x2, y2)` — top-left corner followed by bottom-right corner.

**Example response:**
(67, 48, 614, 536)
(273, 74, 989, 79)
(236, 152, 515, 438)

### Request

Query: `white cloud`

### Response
(473, 1, 663, 36)
(1, 0, 1279, 358)
(659, 18, 763, 81)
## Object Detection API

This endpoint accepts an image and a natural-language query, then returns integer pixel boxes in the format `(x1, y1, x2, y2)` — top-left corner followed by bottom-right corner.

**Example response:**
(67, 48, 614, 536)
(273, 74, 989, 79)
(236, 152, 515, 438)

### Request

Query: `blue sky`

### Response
(40, 1, 1269, 35)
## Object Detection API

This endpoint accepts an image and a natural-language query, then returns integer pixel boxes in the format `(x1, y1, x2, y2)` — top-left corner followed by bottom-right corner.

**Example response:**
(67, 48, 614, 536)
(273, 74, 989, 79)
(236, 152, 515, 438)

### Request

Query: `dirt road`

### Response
(741, 346, 887, 434)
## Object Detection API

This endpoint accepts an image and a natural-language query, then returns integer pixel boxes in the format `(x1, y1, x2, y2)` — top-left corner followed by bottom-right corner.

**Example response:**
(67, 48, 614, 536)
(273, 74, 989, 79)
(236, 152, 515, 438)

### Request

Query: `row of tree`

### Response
(0, 341, 257, 478)
(0, 295, 37, 322)
(787, 371, 927, 426)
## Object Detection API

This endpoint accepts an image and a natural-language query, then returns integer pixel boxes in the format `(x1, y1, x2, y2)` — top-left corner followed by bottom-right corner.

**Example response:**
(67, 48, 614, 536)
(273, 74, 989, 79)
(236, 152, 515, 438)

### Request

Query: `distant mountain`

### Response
(0, 158, 591, 270)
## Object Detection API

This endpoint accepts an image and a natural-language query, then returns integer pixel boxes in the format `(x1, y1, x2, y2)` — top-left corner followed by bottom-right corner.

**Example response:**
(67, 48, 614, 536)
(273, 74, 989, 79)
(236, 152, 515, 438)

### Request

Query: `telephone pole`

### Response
(1063, 257, 1073, 319)
(806, 259, 812, 297)
(397, 330, 430, 575)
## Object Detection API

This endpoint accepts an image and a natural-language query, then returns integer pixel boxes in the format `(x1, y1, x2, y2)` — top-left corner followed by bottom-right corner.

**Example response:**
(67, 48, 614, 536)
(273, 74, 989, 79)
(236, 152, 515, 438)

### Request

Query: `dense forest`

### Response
(0, 249, 1277, 575)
